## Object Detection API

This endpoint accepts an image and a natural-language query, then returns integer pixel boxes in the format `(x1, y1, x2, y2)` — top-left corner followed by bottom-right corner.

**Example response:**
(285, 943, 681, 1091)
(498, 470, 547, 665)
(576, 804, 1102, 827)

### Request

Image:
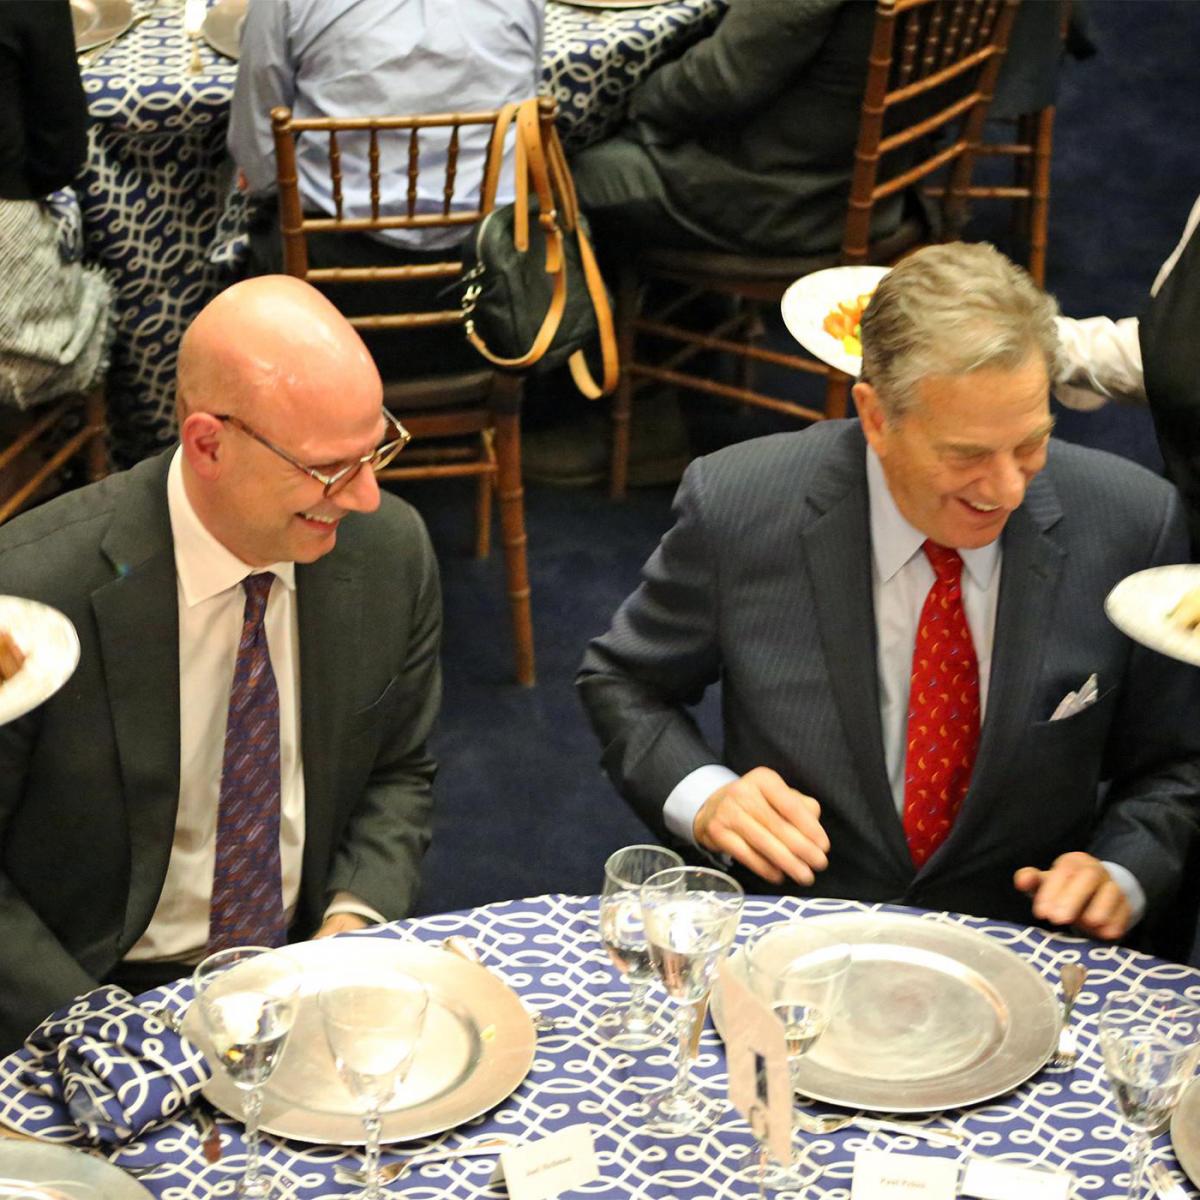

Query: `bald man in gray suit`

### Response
(579, 244, 1200, 940)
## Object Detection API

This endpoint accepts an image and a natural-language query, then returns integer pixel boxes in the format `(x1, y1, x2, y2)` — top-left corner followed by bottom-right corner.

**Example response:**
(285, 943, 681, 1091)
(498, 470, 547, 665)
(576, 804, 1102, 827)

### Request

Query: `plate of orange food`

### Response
(781, 265, 890, 377)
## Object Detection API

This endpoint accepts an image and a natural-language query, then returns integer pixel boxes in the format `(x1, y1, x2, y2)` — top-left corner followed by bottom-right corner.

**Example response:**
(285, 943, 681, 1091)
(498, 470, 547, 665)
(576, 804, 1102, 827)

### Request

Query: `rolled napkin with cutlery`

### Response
(16, 985, 211, 1146)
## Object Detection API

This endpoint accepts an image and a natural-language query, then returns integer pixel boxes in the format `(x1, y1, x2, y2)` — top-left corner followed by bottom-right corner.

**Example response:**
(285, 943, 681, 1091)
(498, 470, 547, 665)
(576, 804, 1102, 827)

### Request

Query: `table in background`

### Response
(1, 893, 1198, 1199)
(76, 0, 724, 463)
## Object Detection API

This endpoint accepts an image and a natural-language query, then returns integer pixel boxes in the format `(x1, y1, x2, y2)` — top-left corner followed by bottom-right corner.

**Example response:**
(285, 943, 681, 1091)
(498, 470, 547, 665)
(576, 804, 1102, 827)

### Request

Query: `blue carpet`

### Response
(407, 0, 1200, 916)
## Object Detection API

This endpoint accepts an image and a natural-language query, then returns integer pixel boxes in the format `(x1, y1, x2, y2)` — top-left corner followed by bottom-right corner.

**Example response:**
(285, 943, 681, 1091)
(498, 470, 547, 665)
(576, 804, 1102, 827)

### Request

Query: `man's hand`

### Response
(0, 631, 24, 682)
(694, 766, 829, 886)
(313, 913, 370, 939)
(1013, 851, 1131, 939)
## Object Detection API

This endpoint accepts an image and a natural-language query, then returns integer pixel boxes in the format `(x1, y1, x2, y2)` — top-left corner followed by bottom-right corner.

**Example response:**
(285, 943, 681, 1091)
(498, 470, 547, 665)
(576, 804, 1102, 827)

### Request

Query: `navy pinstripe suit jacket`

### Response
(579, 421, 1200, 927)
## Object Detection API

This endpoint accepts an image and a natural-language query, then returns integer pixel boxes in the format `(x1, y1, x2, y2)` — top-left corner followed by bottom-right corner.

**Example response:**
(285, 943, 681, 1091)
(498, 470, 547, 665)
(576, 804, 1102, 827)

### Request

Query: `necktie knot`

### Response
(923, 539, 963, 586)
(241, 572, 275, 624)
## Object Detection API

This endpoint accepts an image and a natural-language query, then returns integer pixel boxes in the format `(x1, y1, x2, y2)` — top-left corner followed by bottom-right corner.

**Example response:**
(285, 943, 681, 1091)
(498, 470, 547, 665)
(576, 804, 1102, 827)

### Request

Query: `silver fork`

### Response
(793, 1112, 963, 1146)
(1050, 961, 1087, 1067)
(333, 1136, 519, 1186)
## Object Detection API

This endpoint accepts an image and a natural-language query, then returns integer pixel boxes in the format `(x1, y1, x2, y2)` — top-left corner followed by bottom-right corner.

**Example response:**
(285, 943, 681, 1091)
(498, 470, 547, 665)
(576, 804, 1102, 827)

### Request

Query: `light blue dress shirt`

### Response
(662, 446, 1144, 920)
(228, 0, 544, 251)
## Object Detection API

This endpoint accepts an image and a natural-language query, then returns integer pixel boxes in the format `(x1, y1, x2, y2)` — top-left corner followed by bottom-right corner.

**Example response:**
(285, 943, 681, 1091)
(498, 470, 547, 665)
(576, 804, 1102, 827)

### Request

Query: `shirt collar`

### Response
(865, 446, 1000, 589)
(167, 448, 297, 607)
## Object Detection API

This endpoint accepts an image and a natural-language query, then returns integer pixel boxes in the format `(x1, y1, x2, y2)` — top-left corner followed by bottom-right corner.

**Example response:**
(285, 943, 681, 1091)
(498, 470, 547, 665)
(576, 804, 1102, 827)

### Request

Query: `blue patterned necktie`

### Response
(207, 573, 287, 951)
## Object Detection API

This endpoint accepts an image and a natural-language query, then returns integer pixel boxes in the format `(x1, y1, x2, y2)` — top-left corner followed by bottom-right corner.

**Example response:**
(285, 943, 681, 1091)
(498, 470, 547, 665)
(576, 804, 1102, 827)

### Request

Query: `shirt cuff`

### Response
(1100, 861, 1146, 928)
(663, 764, 739, 844)
(324, 891, 385, 927)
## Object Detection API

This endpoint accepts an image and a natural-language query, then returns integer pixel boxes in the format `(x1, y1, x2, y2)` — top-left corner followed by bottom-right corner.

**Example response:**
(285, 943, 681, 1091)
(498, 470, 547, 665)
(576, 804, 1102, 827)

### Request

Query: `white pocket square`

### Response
(1050, 673, 1099, 721)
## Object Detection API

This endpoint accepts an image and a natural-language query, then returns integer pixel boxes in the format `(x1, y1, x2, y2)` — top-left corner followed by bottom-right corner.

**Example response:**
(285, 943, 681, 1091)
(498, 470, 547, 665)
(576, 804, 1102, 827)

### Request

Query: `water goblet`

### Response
(741, 920, 852, 1191)
(1099, 988, 1200, 1200)
(318, 974, 430, 1200)
(598, 844, 684, 1048)
(639, 865, 744, 1135)
(193, 946, 301, 1199)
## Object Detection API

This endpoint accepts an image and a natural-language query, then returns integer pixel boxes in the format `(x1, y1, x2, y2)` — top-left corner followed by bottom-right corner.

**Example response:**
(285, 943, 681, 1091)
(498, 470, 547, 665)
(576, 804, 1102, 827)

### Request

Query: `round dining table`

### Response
(0, 892, 1197, 1200)
(71, 0, 725, 464)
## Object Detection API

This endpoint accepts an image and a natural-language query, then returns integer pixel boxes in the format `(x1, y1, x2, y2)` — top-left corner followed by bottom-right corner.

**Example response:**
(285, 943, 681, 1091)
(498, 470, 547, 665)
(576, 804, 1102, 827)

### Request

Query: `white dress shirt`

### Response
(1054, 193, 1200, 411)
(662, 446, 1144, 918)
(125, 450, 375, 963)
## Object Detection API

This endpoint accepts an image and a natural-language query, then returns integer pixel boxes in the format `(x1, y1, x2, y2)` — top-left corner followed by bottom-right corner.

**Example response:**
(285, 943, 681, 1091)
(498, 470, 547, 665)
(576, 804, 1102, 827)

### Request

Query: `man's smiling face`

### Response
(857, 350, 1054, 549)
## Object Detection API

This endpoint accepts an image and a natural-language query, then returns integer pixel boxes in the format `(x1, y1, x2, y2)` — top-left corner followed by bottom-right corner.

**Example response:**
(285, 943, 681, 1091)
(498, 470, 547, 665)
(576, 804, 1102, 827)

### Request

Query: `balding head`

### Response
(177, 277, 387, 566)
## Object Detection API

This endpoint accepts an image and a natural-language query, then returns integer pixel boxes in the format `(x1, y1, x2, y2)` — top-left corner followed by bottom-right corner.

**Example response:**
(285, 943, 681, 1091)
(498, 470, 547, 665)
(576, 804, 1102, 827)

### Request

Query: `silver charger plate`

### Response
(70, 0, 134, 51)
(0, 1141, 152, 1200)
(182, 937, 536, 1145)
(1171, 1076, 1200, 1187)
(713, 911, 1058, 1112)
(780, 265, 890, 377)
(202, 0, 247, 60)
(0, 598, 81, 726)
(1105, 565, 1200, 668)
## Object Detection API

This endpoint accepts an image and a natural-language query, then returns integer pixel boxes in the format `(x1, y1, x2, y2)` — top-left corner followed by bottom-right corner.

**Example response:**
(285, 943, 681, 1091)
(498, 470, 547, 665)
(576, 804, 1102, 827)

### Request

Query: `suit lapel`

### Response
(91, 453, 182, 942)
(801, 427, 912, 874)
(296, 545, 362, 926)
(926, 471, 1065, 868)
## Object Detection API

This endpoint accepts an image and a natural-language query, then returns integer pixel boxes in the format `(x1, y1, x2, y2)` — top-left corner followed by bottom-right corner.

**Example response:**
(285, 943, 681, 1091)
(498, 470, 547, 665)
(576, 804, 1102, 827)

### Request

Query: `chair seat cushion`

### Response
(381, 369, 496, 412)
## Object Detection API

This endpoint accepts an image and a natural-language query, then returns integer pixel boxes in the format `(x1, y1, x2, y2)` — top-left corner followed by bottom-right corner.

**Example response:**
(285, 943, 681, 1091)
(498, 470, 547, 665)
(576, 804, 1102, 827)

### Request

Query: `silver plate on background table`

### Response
(70, 0, 133, 52)
(713, 912, 1058, 1112)
(0, 1141, 152, 1200)
(0, 598, 80, 727)
(202, 0, 247, 60)
(182, 938, 536, 1145)
(1171, 1077, 1200, 1187)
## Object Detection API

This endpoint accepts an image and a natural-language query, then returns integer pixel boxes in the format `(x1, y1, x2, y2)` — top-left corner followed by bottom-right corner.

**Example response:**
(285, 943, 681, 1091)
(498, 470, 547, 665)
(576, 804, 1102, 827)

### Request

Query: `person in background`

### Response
(578, 242, 1200, 943)
(1056, 195, 1200, 551)
(0, 276, 441, 1052)
(227, 0, 544, 379)
(0, 0, 111, 414)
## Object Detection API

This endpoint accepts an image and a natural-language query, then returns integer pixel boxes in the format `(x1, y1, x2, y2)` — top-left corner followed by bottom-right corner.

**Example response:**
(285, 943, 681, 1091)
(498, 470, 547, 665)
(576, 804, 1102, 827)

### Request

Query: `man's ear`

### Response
(180, 412, 225, 481)
(854, 381, 887, 453)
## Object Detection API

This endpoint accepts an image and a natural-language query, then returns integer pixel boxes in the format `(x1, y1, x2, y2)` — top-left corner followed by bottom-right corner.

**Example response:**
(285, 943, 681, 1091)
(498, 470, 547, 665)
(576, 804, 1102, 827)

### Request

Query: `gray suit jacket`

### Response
(578, 422, 1200, 927)
(0, 451, 441, 1049)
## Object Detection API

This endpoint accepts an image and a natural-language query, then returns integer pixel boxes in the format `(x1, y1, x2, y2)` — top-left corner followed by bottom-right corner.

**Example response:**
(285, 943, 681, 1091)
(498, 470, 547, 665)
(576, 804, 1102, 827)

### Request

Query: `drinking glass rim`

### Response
(639, 864, 745, 900)
(603, 843, 685, 891)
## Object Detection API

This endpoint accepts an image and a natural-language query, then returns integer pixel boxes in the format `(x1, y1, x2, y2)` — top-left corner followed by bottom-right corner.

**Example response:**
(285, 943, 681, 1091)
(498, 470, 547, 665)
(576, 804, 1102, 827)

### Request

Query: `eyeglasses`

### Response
(212, 408, 411, 497)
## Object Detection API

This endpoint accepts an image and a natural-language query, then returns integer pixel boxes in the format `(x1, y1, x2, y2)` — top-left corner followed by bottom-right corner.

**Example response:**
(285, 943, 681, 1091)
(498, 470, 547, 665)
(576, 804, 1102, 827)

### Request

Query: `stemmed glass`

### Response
(598, 844, 684, 1048)
(742, 921, 852, 1191)
(318, 974, 430, 1200)
(639, 865, 744, 1135)
(193, 947, 301, 1199)
(1099, 988, 1200, 1200)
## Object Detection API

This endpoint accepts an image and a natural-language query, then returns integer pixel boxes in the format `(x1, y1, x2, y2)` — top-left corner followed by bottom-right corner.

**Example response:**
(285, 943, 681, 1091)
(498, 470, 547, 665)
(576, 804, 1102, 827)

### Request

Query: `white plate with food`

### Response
(712, 911, 1058, 1112)
(183, 936, 536, 1145)
(0, 597, 81, 726)
(780, 265, 889, 377)
(1105, 565, 1200, 668)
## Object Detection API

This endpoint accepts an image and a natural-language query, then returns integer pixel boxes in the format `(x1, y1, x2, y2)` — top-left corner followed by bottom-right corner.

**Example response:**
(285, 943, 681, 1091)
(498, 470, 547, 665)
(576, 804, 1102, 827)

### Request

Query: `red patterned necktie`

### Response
(207, 573, 287, 951)
(903, 540, 980, 868)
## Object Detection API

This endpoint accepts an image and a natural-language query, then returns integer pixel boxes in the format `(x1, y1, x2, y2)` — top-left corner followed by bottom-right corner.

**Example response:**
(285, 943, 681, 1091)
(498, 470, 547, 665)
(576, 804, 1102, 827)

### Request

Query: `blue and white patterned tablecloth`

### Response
(0, 893, 1198, 1199)
(77, 0, 724, 464)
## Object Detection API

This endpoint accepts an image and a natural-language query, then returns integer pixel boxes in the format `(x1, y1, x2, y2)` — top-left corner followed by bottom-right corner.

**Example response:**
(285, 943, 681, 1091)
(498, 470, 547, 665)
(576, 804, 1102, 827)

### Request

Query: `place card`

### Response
(498, 1125, 598, 1200)
(851, 1148, 959, 1200)
(961, 1157, 1074, 1200)
(718, 957, 793, 1166)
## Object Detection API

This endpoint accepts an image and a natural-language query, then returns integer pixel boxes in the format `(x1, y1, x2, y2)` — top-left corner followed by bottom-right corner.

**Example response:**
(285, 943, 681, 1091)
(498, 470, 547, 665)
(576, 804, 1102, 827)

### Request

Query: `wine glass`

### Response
(318, 974, 430, 1200)
(741, 921, 852, 1191)
(1099, 988, 1200, 1200)
(193, 946, 301, 1199)
(598, 844, 684, 1048)
(639, 865, 744, 1135)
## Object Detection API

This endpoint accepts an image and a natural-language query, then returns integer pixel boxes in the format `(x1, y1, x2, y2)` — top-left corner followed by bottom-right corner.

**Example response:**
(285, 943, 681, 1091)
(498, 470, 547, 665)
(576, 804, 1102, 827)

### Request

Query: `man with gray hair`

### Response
(579, 242, 1200, 939)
